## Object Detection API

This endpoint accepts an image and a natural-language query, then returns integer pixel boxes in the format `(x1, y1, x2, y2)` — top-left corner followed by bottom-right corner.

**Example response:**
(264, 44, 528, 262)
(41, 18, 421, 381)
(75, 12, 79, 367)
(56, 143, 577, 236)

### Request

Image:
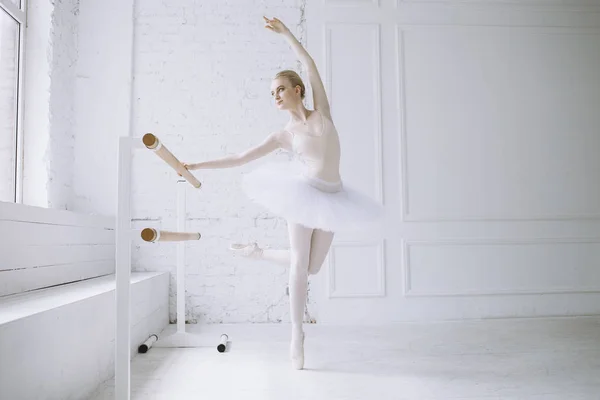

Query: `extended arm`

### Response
(264, 17, 331, 118)
(187, 132, 283, 170)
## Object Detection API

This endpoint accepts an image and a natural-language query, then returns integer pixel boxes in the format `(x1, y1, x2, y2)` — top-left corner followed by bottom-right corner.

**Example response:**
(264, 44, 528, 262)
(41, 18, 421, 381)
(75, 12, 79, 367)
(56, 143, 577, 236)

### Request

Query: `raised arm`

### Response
(264, 17, 331, 119)
(186, 131, 284, 170)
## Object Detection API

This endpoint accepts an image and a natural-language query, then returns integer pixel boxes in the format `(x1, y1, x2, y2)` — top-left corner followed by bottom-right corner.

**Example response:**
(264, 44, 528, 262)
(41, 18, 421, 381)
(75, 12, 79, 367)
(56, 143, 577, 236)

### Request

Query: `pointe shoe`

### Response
(229, 242, 263, 259)
(290, 332, 305, 370)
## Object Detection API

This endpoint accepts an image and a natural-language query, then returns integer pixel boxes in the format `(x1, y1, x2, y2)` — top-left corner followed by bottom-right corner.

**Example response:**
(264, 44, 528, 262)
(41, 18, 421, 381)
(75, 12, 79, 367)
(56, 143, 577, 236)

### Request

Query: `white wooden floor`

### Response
(88, 317, 600, 399)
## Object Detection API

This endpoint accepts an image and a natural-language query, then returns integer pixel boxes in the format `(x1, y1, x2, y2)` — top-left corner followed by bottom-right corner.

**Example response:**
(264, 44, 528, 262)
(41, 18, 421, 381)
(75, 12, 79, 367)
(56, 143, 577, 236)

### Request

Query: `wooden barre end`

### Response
(141, 228, 158, 242)
(142, 133, 159, 149)
(141, 228, 202, 242)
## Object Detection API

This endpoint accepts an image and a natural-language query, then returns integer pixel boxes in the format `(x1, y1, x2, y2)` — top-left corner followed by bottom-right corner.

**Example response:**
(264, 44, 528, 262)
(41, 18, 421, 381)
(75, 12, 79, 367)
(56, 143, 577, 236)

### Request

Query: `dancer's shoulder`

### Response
(271, 129, 293, 151)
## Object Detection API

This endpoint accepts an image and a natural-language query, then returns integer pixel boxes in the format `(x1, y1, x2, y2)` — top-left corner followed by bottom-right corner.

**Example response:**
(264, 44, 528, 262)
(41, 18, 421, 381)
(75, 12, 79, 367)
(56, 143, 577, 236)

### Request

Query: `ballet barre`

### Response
(116, 134, 201, 400)
(141, 228, 201, 242)
(142, 133, 201, 188)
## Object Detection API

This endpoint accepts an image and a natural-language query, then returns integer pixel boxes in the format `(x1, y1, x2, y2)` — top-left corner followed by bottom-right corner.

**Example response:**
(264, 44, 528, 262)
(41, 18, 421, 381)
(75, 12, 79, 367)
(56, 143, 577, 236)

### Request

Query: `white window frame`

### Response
(0, 0, 27, 203)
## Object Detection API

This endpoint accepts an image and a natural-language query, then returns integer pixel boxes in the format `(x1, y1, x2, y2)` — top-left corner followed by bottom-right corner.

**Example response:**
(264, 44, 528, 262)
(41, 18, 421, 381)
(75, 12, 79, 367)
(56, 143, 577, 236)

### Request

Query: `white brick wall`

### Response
(20, 0, 316, 325)
(71, 0, 134, 215)
(131, 0, 314, 324)
(0, 10, 17, 202)
(22, 0, 52, 208)
(47, 0, 79, 209)
(22, 0, 79, 209)
(22, 0, 134, 214)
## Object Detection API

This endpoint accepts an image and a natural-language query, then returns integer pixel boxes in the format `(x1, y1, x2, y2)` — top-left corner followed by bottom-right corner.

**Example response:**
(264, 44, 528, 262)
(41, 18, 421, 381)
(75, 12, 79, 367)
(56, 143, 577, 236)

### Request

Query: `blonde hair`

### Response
(274, 70, 305, 99)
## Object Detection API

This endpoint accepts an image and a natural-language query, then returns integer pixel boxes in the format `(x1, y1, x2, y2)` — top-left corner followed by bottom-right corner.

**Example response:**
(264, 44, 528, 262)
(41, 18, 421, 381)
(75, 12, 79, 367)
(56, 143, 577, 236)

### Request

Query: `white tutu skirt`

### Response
(241, 161, 384, 234)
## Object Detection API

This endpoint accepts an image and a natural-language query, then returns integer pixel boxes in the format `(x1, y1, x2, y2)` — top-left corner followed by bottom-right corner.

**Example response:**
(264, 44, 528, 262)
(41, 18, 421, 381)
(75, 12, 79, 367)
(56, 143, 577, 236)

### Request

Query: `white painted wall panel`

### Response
(328, 242, 386, 297)
(0, 202, 114, 296)
(1, 244, 113, 271)
(0, 260, 113, 296)
(405, 240, 600, 296)
(308, 0, 600, 323)
(401, 28, 600, 221)
(328, 23, 383, 202)
(0, 221, 114, 246)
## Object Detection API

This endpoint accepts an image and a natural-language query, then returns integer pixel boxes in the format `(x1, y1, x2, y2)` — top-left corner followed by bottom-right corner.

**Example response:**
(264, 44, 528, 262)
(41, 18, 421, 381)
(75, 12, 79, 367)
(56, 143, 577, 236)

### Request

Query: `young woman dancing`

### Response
(184, 16, 383, 370)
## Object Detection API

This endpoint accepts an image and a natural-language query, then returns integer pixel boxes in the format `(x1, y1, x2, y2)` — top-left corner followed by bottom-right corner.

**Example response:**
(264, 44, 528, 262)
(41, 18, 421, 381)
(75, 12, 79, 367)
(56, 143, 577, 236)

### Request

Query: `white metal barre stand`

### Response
(151, 181, 192, 344)
(115, 136, 133, 400)
(151, 178, 206, 349)
(177, 180, 186, 333)
(115, 136, 201, 400)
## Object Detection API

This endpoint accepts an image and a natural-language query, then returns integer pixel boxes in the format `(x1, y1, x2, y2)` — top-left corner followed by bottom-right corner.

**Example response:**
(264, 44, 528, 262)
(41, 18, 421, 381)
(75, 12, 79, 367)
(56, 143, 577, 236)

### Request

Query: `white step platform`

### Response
(0, 272, 169, 400)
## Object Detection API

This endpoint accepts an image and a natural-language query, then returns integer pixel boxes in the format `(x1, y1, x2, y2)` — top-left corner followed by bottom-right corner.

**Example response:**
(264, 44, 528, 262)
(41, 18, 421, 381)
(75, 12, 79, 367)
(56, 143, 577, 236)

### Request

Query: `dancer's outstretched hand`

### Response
(263, 16, 289, 34)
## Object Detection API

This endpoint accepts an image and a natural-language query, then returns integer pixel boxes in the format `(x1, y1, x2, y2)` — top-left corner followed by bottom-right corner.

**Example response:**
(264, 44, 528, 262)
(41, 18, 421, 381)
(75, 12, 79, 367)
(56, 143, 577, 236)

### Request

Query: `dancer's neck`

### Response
(288, 106, 311, 124)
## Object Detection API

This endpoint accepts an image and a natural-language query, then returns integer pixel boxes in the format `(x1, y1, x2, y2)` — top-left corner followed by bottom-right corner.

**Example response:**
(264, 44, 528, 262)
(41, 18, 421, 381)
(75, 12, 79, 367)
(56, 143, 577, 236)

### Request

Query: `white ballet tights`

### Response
(286, 222, 334, 368)
(250, 222, 334, 368)
(260, 224, 334, 276)
(285, 222, 333, 330)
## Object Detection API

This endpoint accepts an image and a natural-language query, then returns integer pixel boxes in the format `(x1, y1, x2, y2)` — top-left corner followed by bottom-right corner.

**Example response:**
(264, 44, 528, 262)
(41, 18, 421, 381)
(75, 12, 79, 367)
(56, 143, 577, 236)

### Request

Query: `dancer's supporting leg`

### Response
(287, 227, 335, 369)
(287, 222, 313, 369)
(230, 226, 335, 369)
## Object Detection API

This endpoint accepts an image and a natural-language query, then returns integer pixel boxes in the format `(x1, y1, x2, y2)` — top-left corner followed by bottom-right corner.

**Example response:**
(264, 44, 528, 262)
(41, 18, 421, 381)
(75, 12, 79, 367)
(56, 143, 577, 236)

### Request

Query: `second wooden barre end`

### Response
(141, 228, 202, 243)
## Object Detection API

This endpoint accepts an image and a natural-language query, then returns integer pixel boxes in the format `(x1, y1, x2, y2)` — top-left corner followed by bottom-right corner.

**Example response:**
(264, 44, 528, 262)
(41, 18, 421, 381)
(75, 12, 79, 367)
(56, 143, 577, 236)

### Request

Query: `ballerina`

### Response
(183, 16, 383, 369)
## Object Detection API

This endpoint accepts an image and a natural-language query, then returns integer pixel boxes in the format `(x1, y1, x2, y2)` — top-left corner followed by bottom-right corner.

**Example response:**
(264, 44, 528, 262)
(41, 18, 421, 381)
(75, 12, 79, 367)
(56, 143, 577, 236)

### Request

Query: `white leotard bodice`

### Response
(285, 110, 341, 183)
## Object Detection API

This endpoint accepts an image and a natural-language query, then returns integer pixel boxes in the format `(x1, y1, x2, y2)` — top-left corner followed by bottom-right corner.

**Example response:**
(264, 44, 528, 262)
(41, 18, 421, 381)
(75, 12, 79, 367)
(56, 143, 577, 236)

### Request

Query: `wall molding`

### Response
(396, 25, 600, 222)
(328, 240, 386, 298)
(324, 22, 385, 204)
(402, 237, 600, 297)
